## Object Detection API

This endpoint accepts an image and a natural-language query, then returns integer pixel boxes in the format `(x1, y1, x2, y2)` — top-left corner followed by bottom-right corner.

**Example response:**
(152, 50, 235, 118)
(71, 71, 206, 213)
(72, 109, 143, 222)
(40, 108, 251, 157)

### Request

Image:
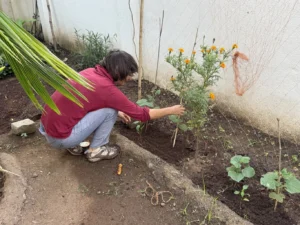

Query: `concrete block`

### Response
(11, 119, 36, 135)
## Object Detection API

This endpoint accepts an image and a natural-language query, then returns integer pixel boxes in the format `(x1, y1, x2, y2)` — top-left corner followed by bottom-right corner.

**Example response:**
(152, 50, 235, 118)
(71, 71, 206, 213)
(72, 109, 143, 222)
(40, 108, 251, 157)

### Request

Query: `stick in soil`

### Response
(46, 0, 58, 52)
(274, 118, 282, 211)
(138, 0, 144, 100)
(154, 10, 164, 85)
(0, 166, 20, 177)
(172, 97, 183, 147)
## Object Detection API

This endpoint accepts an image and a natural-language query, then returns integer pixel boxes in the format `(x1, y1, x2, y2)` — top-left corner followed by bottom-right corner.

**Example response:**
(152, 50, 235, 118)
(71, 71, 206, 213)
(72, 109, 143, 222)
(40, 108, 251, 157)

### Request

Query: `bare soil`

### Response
(0, 133, 199, 225)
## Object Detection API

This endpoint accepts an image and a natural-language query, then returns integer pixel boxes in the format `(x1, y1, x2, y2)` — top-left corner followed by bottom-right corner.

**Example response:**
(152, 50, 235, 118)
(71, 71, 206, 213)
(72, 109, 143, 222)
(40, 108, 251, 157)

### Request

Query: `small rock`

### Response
(173, 202, 176, 207)
(160, 202, 166, 207)
(32, 173, 38, 178)
(97, 191, 101, 195)
(293, 167, 298, 172)
(11, 119, 36, 135)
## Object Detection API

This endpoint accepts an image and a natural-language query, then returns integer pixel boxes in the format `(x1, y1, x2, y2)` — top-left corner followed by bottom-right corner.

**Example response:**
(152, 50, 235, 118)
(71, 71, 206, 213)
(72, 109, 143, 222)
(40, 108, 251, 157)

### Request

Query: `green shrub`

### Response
(74, 29, 115, 69)
(0, 54, 13, 79)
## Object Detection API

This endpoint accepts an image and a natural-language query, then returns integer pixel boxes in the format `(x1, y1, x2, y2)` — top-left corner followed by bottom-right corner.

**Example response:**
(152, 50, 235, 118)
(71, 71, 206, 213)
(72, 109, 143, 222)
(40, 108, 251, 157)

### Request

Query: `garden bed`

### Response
(0, 46, 300, 224)
(115, 80, 300, 225)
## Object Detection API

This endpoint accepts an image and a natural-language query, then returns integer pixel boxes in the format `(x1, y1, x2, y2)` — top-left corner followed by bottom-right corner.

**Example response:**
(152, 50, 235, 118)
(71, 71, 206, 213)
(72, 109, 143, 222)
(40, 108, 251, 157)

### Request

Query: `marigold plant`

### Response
(166, 36, 237, 150)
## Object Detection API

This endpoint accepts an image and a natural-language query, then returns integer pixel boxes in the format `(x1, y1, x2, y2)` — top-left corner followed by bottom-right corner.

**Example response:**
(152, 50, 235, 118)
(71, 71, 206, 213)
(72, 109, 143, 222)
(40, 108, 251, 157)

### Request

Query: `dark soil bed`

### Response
(0, 171, 5, 201)
(1, 46, 300, 225)
(116, 80, 300, 225)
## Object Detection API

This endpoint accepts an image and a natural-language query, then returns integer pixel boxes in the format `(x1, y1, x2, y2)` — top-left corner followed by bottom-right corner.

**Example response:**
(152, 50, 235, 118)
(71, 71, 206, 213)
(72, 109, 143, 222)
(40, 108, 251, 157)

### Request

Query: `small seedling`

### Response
(226, 155, 255, 182)
(181, 203, 190, 217)
(261, 119, 300, 211)
(78, 184, 89, 193)
(292, 155, 298, 163)
(21, 133, 28, 138)
(234, 185, 250, 201)
(260, 168, 300, 207)
(134, 88, 161, 134)
(248, 139, 257, 147)
(223, 140, 233, 150)
(218, 125, 225, 133)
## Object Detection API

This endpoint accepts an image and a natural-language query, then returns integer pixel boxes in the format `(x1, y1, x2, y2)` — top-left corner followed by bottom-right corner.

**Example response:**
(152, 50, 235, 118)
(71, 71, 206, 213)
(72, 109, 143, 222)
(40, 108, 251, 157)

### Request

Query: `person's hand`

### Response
(118, 111, 131, 124)
(170, 105, 185, 116)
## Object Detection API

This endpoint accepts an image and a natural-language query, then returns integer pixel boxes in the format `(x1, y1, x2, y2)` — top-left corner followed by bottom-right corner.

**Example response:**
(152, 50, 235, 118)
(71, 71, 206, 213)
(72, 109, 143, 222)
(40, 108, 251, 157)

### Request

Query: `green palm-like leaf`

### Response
(0, 12, 94, 114)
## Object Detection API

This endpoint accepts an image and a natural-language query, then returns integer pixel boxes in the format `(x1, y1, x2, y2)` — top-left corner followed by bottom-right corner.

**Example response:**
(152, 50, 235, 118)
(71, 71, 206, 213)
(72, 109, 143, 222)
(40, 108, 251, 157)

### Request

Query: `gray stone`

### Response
(11, 119, 36, 135)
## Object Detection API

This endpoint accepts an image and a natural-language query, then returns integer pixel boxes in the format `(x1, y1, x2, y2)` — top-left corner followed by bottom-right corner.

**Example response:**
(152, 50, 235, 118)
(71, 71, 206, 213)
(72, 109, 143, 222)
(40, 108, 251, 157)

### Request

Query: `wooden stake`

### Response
(46, 0, 58, 52)
(154, 10, 164, 85)
(138, 0, 144, 100)
(274, 118, 282, 211)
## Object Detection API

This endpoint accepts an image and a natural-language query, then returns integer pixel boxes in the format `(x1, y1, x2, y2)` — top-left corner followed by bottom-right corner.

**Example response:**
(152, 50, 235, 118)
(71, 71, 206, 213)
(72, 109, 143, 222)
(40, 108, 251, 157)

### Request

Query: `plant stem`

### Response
(274, 118, 282, 211)
(172, 97, 183, 147)
(154, 10, 164, 85)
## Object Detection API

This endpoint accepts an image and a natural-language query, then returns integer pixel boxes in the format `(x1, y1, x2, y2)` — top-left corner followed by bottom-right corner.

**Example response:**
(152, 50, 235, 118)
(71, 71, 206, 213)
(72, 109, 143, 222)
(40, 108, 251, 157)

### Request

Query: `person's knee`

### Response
(101, 108, 118, 118)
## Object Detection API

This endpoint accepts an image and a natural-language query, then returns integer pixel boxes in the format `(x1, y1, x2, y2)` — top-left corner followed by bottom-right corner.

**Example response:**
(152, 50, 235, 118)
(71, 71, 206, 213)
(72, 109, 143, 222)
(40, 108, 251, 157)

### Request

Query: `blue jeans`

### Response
(39, 108, 118, 149)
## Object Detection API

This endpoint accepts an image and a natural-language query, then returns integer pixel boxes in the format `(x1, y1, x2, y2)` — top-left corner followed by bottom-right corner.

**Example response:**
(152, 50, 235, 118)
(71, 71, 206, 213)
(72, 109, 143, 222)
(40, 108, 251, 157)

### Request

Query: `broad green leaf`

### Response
(169, 115, 180, 123)
(234, 191, 240, 195)
(260, 172, 279, 190)
(269, 192, 285, 203)
(240, 156, 250, 164)
(243, 198, 250, 202)
(285, 176, 300, 194)
(155, 89, 161, 95)
(226, 166, 236, 172)
(136, 125, 141, 131)
(136, 99, 154, 107)
(179, 124, 188, 132)
(281, 168, 293, 180)
(0, 66, 5, 72)
(242, 185, 249, 190)
(228, 170, 244, 182)
(242, 166, 255, 178)
(146, 95, 154, 102)
(230, 155, 243, 168)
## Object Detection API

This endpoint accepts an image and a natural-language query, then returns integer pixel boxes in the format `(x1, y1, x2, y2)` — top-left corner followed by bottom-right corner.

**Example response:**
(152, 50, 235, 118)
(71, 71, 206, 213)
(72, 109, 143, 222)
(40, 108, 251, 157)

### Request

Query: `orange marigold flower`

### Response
(211, 45, 217, 51)
(210, 92, 215, 100)
(220, 62, 226, 68)
(184, 59, 190, 64)
(179, 48, 184, 53)
(201, 49, 205, 53)
(168, 48, 174, 53)
(219, 47, 225, 54)
(192, 50, 196, 55)
(206, 49, 211, 53)
(170, 76, 176, 81)
(232, 44, 238, 49)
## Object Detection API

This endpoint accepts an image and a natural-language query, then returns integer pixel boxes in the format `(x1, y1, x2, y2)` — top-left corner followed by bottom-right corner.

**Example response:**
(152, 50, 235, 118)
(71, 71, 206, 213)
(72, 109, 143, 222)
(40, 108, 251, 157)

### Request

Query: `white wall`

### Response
(5, 0, 300, 142)
(0, 0, 35, 21)
(37, 0, 140, 58)
(140, 0, 300, 142)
